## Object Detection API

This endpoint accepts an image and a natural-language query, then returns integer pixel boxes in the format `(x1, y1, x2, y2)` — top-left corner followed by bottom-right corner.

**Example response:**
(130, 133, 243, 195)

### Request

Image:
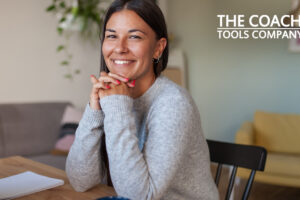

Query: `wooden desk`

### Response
(0, 156, 116, 200)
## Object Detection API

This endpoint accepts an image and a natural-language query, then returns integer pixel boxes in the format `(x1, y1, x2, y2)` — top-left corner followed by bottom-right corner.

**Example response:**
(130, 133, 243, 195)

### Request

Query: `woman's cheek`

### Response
(102, 41, 113, 58)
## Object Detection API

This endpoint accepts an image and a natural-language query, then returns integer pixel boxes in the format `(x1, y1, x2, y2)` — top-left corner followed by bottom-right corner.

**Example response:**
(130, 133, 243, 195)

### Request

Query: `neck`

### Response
(131, 73, 156, 99)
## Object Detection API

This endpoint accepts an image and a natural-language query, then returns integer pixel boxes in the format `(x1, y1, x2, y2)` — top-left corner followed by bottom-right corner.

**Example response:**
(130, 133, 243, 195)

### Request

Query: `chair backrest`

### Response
(207, 139, 267, 200)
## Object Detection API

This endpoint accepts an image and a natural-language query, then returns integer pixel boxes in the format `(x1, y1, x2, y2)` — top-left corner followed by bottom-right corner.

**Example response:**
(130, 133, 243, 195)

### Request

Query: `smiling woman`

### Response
(65, 0, 219, 200)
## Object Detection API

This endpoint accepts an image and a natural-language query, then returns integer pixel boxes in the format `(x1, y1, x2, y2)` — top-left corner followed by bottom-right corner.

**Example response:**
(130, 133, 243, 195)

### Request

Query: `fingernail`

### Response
(125, 78, 129, 82)
(106, 85, 110, 89)
(116, 80, 121, 84)
(132, 80, 136, 86)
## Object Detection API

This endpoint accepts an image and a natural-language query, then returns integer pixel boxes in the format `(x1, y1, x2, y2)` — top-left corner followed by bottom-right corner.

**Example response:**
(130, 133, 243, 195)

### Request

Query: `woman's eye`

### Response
(106, 35, 116, 39)
(129, 35, 142, 39)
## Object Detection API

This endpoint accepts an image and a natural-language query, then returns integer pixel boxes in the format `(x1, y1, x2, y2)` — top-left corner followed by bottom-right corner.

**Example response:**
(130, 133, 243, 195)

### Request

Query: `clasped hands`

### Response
(89, 72, 135, 110)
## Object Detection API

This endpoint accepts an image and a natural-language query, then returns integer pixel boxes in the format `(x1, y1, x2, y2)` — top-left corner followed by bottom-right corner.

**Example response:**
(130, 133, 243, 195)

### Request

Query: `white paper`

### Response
(0, 171, 64, 199)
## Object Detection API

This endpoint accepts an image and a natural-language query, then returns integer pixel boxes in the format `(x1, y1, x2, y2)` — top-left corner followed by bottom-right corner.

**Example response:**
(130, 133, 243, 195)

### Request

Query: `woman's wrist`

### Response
(100, 95, 133, 116)
(89, 98, 101, 110)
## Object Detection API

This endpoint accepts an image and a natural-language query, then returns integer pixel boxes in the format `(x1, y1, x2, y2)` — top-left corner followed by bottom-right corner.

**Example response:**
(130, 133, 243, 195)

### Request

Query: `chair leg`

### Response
(242, 170, 256, 200)
(225, 166, 237, 200)
(229, 176, 239, 200)
(215, 164, 223, 186)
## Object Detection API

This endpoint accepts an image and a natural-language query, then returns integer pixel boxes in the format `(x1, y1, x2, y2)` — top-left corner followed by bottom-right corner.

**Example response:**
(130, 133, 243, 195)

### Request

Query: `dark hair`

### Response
(99, 0, 169, 186)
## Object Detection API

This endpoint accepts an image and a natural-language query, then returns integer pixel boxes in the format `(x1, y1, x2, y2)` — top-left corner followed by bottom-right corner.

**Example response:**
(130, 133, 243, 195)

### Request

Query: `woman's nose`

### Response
(114, 38, 128, 54)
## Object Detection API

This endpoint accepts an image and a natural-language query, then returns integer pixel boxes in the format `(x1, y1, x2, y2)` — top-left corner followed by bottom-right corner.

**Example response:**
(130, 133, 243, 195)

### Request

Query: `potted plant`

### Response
(46, 0, 108, 79)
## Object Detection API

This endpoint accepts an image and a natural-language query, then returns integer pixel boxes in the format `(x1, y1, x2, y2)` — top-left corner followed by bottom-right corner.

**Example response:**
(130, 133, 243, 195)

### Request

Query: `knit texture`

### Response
(66, 75, 219, 200)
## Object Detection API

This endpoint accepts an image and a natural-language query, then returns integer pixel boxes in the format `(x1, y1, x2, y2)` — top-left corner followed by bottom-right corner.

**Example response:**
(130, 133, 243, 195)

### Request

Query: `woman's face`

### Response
(102, 10, 164, 80)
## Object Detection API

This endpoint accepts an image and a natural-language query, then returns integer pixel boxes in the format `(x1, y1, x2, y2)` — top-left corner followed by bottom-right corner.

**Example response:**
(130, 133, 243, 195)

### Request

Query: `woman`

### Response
(66, 0, 219, 199)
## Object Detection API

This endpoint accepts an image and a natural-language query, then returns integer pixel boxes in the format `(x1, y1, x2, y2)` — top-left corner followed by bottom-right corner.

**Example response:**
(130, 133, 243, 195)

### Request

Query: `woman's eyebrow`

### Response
(129, 29, 147, 35)
(106, 29, 116, 32)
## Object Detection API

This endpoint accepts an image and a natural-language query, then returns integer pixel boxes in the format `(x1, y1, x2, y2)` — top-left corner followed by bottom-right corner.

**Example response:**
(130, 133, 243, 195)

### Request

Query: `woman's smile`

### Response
(109, 58, 138, 78)
(111, 59, 136, 66)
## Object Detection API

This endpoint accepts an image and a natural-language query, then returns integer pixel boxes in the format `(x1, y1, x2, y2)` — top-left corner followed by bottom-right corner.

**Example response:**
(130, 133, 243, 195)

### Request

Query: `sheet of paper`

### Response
(0, 171, 64, 199)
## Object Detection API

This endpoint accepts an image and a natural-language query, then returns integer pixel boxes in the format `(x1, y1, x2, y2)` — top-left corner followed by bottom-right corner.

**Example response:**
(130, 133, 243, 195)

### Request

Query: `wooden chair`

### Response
(207, 140, 267, 200)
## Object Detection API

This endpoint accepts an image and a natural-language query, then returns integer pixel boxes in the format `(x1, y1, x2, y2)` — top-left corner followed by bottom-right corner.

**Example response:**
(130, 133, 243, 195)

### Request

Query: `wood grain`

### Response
(0, 156, 116, 200)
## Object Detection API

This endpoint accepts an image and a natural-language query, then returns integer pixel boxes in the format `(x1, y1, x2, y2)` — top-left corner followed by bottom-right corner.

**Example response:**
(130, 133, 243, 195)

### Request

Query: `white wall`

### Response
(167, 0, 300, 141)
(0, 0, 100, 109)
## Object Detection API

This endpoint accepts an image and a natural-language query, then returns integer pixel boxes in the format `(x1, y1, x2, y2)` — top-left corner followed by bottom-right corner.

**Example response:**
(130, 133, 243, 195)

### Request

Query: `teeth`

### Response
(114, 60, 131, 64)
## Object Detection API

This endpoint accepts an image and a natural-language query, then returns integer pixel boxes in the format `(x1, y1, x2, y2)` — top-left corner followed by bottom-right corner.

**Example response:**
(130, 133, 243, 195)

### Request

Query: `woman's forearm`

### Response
(66, 104, 105, 192)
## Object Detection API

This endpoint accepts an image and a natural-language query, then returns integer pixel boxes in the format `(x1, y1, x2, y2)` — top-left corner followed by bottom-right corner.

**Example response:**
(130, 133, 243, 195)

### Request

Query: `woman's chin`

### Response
(115, 71, 133, 80)
(107, 67, 135, 80)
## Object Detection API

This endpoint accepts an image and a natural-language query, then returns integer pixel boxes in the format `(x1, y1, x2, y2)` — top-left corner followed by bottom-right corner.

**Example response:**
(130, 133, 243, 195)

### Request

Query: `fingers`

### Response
(99, 75, 121, 85)
(91, 73, 118, 88)
(90, 75, 98, 84)
(90, 74, 110, 97)
(108, 72, 136, 88)
(93, 82, 111, 89)
(91, 74, 112, 88)
(127, 80, 136, 88)
(108, 72, 129, 82)
(95, 72, 136, 90)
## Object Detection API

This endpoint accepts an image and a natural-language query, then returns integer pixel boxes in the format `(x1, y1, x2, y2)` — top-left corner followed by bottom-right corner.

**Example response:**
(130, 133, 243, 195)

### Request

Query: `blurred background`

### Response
(1, 0, 300, 199)
(1, 0, 299, 142)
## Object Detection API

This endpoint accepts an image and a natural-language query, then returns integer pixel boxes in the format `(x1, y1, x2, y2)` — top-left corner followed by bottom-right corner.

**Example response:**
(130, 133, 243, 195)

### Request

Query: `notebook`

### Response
(0, 171, 64, 199)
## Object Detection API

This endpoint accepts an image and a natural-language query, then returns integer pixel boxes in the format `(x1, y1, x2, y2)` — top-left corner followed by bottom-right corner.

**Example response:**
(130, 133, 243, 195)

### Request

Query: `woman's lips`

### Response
(109, 59, 136, 78)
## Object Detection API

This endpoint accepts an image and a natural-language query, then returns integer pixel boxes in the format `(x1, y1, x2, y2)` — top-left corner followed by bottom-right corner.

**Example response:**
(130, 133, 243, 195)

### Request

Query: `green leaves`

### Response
(46, 0, 105, 80)
(57, 27, 63, 35)
(56, 45, 64, 52)
(61, 60, 69, 66)
(59, 2, 66, 8)
(64, 74, 73, 79)
(59, 17, 66, 23)
(71, 7, 79, 16)
(46, 5, 55, 12)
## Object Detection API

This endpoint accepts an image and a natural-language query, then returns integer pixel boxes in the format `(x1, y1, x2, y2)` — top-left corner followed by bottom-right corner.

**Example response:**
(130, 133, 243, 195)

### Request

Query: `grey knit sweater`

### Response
(66, 75, 219, 200)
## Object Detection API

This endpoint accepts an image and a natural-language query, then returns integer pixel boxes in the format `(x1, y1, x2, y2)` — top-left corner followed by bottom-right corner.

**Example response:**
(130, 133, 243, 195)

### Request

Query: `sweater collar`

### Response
(134, 75, 165, 107)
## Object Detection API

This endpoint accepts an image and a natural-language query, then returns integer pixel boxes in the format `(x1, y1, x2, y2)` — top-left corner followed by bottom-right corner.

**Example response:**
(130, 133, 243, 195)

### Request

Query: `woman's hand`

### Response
(89, 72, 121, 110)
(98, 72, 135, 99)
(108, 72, 136, 88)
(89, 72, 135, 110)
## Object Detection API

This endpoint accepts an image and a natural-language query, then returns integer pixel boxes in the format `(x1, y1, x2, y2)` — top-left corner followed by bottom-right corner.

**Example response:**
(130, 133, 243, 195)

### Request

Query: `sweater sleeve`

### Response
(66, 103, 105, 192)
(100, 94, 193, 200)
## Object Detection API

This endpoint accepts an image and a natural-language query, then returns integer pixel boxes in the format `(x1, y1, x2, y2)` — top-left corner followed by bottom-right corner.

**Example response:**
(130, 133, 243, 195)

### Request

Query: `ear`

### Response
(153, 37, 167, 59)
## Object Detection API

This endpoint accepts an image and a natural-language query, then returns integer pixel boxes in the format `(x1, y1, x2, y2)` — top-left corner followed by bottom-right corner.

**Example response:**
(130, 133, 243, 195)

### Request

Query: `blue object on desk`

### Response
(96, 197, 130, 200)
